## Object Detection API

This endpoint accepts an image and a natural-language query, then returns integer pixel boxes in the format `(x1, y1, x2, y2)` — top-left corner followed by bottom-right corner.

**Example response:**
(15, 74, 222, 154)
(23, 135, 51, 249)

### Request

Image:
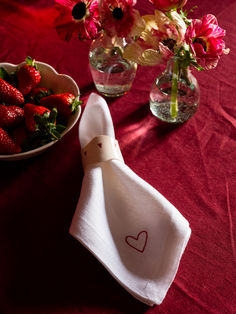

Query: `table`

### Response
(0, 0, 235, 313)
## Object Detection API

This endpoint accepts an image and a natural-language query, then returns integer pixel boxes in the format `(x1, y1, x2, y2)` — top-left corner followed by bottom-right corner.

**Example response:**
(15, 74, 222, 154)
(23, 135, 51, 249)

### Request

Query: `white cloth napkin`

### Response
(70, 93, 191, 306)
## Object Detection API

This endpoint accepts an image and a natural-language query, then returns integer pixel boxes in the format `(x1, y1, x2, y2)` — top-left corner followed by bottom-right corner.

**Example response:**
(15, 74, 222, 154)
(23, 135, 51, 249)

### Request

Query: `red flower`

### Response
(185, 14, 229, 70)
(54, 0, 101, 41)
(149, 0, 187, 12)
(99, 0, 138, 38)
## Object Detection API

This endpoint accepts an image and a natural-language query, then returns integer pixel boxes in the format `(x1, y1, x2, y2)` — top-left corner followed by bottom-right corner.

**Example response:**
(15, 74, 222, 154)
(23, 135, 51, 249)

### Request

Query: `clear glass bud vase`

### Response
(89, 33, 137, 97)
(150, 57, 200, 123)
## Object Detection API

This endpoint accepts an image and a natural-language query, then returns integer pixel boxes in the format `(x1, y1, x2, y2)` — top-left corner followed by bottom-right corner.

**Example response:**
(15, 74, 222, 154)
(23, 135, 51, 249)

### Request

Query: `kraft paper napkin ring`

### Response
(81, 135, 124, 169)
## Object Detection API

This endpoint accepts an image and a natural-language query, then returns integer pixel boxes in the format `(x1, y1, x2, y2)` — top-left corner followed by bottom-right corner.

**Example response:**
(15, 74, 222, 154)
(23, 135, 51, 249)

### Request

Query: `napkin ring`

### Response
(81, 135, 124, 168)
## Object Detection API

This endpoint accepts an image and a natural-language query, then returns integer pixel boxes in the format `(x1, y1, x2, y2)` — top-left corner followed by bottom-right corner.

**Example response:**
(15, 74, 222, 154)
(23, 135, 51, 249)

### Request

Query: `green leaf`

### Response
(33, 108, 66, 142)
(71, 96, 82, 113)
(25, 56, 38, 69)
(179, 9, 192, 26)
(164, 11, 173, 21)
(49, 108, 58, 124)
(0, 67, 9, 80)
(25, 56, 33, 66)
(56, 124, 66, 133)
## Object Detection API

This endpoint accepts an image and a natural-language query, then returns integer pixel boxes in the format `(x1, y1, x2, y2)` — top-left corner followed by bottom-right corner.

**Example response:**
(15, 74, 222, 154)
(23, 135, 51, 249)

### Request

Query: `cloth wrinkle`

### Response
(191, 119, 216, 197)
(174, 281, 214, 314)
(225, 180, 236, 262)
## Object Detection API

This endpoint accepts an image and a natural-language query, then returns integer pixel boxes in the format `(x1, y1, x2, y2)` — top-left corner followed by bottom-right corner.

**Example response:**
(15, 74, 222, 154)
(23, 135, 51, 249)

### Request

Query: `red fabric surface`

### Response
(0, 0, 235, 313)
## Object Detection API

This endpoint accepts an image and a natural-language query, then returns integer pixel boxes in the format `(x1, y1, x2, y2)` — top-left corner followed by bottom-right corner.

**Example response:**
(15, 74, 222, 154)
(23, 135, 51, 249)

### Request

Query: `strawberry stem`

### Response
(34, 108, 66, 141)
(71, 96, 82, 113)
(25, 56, 37, 69)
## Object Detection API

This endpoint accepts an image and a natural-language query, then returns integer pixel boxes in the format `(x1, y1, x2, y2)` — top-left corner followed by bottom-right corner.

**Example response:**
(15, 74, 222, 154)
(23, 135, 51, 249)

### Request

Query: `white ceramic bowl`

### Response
(0, 61, 81, 161)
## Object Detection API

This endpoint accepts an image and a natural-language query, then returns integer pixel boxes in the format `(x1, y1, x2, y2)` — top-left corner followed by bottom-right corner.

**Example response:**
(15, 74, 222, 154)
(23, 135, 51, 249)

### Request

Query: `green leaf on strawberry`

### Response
(0, 68, 18, 86)
(25, 56, 38, 70)
(0, 67, 9, 80)
(34, 108, 66, 141)
(71, 96, 83, 114)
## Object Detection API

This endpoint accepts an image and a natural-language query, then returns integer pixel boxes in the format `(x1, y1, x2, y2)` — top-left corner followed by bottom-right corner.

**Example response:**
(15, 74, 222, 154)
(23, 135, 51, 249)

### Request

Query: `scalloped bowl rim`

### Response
(0, 61, 81, 161)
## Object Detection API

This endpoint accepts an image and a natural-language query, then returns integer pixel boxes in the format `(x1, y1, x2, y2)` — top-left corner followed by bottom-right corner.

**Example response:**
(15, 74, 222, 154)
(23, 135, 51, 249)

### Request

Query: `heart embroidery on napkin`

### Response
(125, 231, 148, 253)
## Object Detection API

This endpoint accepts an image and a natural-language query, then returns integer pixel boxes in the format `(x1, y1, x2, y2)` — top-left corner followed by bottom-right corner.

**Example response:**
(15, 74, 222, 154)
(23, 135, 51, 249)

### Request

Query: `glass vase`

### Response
(89, 33, 137, 97)
(149, 57, 200, 123)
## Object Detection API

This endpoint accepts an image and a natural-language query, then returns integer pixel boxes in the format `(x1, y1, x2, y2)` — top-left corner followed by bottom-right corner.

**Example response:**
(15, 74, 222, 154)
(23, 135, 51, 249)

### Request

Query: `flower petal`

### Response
(185, 14, 229, 70)
(54, 0, 100, 40)
(141, 49, 163, 65)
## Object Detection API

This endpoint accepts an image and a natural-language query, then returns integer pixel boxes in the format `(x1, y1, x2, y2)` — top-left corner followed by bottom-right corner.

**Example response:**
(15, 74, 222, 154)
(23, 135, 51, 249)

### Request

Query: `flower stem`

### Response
(170, 57, 179, 119)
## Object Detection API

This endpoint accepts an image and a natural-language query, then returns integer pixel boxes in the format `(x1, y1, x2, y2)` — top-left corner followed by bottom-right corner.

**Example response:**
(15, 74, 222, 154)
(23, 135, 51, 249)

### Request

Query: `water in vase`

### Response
(150, 70, 200, 123)
(89, 46, 137, 97)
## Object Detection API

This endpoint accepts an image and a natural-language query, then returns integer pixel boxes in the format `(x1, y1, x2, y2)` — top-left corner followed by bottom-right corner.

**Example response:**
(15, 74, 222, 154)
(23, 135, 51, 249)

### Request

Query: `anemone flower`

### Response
(54, 0, 101, 41)
(143, 10, 186, 48)
(123, 10, 186, 66)
(99, 0, 140, 38)
(185, 14, 230, 70)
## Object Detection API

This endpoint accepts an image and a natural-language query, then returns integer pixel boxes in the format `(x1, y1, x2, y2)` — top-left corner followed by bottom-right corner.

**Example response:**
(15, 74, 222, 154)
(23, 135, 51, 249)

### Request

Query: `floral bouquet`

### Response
(53, 0, 229, 118)
(53, 0, 145, 97)
(122, 0, 229, 120)
(53, 0, 143, 41)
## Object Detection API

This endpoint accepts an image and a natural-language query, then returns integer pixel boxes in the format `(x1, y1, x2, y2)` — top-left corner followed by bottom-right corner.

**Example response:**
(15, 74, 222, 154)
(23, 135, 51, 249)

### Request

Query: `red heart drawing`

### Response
(98, 143, 102, 148)
(125, 231, 148, 253)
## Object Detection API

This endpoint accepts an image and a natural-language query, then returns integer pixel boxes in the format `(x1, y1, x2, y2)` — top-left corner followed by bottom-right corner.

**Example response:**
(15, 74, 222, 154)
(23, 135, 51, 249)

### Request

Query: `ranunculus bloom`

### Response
(149, 0, 187, 12)
(185, 14, 230, 70)
(54, 0, 101, 41)
(99, 0, 139, 38)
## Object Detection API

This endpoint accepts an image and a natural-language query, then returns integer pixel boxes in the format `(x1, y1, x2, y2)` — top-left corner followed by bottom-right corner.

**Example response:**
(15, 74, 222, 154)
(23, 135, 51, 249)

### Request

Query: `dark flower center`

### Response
(193, 38, 207, 51)
(72, 1, 87, 20)
(162, 39, 176, 51)
(112, 7, 123, 20)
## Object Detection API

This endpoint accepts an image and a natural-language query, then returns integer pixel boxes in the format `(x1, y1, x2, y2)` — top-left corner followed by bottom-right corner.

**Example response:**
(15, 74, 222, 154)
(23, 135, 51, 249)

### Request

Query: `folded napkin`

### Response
(70, 93, 191, 306)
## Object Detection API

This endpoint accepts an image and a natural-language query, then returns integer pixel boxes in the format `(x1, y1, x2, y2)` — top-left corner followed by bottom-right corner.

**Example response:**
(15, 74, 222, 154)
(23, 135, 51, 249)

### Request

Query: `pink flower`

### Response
(54, 0, 101, 41)
(149, 0, 187, 12)
(185, 14, 230, 70)
(99, 0, 138, 38)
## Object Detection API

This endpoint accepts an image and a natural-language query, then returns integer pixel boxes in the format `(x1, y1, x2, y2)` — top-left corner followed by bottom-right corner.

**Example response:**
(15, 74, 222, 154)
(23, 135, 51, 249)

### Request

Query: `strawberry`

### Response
(0, 127, 22, 154)
(0, 78, 24, 105)
(17, 56, 41, 96)
(40, 93, 81, 118)
(0, 105, 24, 128)
(24, 103, 66, 141)
(24, 103, 50, 132)
(27, 87, 53, 105)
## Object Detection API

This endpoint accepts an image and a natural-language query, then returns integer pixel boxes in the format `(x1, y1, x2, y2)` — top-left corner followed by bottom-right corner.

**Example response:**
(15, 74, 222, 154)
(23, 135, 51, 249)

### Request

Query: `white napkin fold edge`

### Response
(69, 160, 192, 306)
(74, 93, 192, 305)
(69, 217, 191, 306)
(79, 93, 115, 149)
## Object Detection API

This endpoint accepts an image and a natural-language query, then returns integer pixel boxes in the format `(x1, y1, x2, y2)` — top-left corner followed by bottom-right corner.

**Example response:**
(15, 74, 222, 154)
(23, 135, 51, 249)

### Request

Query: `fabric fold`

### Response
(70, 93, 191, 305)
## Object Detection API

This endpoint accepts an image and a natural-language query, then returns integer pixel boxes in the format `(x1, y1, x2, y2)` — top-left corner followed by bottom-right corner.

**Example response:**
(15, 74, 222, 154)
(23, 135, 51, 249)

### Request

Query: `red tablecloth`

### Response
(0, 0, 235, 313)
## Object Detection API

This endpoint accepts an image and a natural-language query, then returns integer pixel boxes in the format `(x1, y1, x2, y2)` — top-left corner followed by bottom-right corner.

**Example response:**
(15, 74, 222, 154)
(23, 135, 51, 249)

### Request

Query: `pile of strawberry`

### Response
(0, 56, 81, 155)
